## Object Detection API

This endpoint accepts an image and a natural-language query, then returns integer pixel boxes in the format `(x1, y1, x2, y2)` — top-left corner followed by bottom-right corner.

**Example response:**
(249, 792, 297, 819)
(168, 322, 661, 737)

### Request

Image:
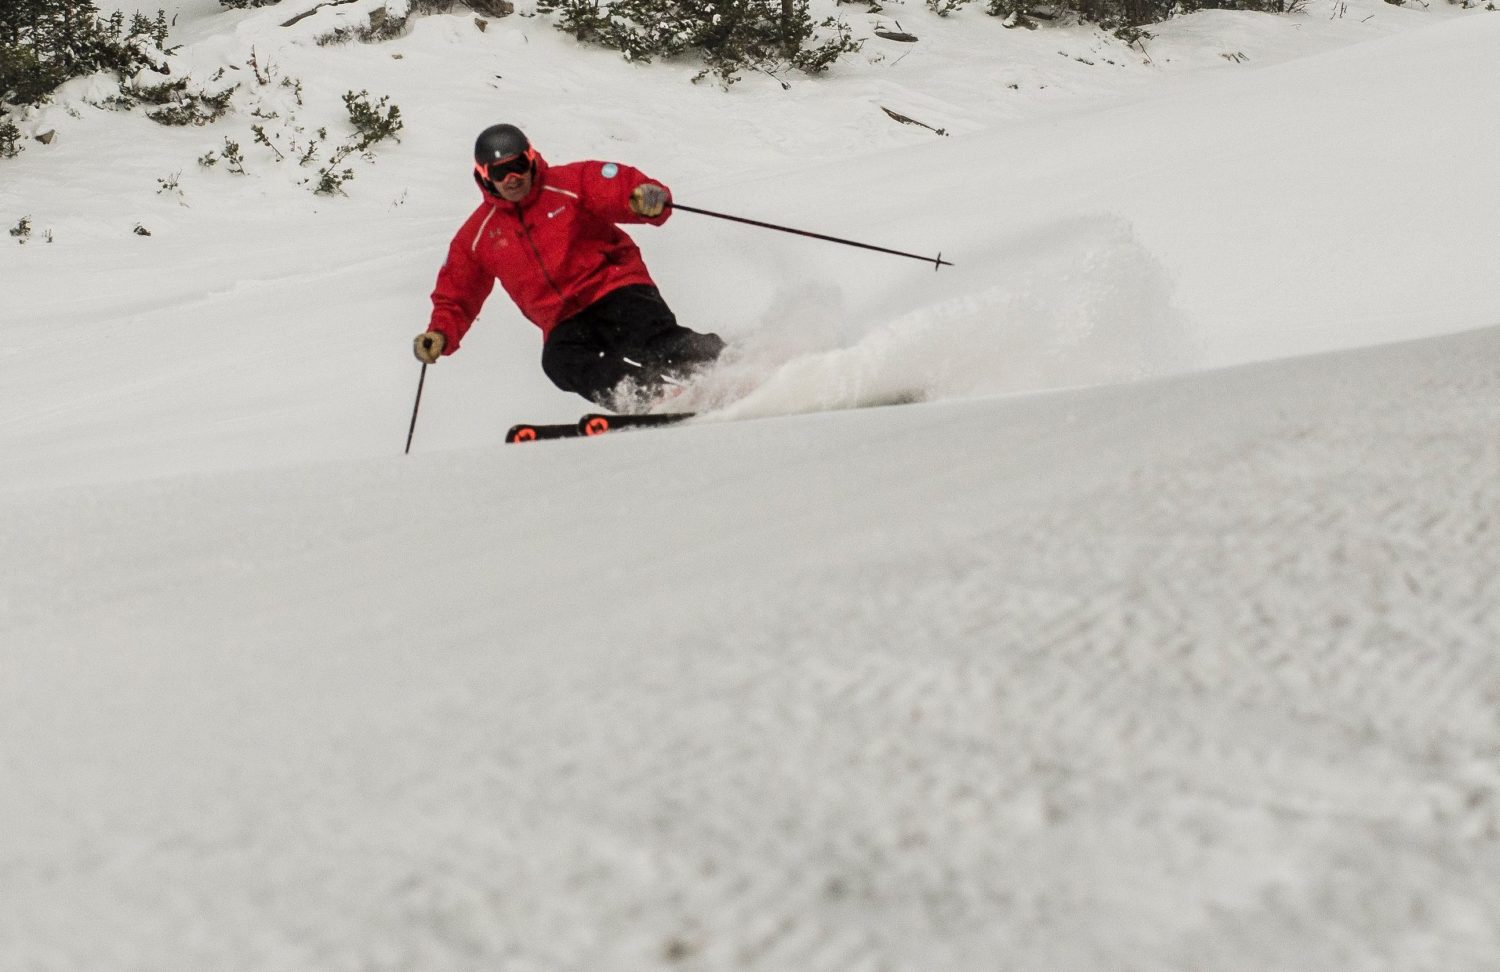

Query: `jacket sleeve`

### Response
(576, 161, 672, 228)
(427, 228, 495, 354)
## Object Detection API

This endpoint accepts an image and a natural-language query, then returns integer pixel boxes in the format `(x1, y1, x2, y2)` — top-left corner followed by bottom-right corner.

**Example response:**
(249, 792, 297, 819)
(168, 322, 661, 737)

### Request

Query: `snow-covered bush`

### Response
(309, 89, 404, 194)
(189, 50, 405, 197)
(927, 0, 975, 17)
(1063, 0, 1296, 28)
(313, 0, 515, 44)
(0, 0, 168, 107)
(133, 74, 238, 126)
(553, 0, 862, 84)
(975, 0, 1302, 28)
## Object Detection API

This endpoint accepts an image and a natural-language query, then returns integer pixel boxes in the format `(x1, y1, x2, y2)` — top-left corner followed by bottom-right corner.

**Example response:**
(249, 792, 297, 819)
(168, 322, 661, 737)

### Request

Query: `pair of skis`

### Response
(505, 412, 694, 443)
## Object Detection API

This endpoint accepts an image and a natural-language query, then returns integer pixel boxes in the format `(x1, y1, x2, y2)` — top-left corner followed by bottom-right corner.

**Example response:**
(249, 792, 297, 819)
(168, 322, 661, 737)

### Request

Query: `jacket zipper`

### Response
(513, 202, 570, 313)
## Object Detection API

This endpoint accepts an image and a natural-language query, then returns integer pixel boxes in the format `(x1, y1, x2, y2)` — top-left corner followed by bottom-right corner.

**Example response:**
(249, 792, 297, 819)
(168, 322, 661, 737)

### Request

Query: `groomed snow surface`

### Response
(3, 1, 1500, 969)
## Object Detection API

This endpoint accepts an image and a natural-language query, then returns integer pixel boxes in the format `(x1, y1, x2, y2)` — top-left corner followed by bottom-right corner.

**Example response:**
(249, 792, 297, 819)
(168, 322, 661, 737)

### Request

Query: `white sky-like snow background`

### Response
(3, 0, 1500, 968)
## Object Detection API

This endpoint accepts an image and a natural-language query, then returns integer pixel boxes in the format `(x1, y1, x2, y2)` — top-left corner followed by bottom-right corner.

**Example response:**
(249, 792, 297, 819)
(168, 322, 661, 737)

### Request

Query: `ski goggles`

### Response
(475, 148, 536, 184)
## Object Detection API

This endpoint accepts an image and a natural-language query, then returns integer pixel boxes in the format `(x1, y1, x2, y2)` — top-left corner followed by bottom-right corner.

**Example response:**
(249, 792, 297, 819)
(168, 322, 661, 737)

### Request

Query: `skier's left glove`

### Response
(630, 183, 670, 218)
(413, 330, 445, 364)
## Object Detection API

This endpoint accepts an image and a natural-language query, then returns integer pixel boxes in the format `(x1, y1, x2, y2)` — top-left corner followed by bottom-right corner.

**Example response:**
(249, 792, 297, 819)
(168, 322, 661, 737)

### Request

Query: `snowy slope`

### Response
(6, 324, 1500, 971)
(4, 1, 1500, 969)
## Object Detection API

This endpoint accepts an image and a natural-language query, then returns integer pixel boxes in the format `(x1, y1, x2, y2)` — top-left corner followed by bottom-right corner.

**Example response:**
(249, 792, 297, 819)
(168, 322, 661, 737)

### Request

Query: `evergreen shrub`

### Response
(553, 0, 861, 84)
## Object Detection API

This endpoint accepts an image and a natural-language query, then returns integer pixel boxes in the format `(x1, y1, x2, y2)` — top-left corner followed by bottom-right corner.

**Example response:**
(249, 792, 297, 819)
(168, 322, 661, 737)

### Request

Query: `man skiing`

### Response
(413, 124, 725, 409)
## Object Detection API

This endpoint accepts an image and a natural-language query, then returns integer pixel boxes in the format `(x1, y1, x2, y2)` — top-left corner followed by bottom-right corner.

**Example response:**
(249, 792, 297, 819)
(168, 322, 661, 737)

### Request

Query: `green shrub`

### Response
(134, 76, 238, 125)
(1093, 0, 1292, 27)
(983, 0, 1297, 28)
(928, 0, 974, 16)
(553, 0, 862, 84)
(0, 119, 20, 157)
(304, 90, 402, 195)
(343, 89, 402, 149)
(0, 1, 167, 106)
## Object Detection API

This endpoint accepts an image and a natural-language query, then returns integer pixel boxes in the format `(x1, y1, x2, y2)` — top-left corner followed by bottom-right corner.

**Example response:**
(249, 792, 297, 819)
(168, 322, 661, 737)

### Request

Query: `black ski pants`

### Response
(540, 285, 726, 407)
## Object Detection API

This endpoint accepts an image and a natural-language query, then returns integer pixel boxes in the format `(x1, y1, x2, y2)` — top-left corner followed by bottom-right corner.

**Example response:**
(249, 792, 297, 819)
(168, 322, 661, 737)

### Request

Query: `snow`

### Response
(3, 1, 1500, 968)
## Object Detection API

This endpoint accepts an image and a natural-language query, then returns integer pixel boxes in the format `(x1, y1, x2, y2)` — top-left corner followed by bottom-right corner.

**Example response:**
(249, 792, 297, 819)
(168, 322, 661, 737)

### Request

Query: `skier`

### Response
(413, 123, 726, 409)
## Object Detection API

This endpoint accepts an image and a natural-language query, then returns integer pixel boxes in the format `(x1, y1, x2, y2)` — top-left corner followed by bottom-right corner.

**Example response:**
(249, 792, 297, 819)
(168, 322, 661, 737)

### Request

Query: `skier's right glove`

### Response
(413, 331, 445, 364)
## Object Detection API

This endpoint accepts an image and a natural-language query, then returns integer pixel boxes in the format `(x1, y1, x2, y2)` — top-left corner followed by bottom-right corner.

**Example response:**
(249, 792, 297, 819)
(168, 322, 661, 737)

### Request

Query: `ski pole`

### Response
(668, 202, 952, 270)
(404, 363, 427, 455)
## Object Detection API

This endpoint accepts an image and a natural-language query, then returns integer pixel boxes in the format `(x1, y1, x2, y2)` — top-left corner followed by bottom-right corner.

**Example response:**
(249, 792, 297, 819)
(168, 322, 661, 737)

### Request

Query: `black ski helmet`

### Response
(474, 123, 530, 165)
(473, 123, 534, 198)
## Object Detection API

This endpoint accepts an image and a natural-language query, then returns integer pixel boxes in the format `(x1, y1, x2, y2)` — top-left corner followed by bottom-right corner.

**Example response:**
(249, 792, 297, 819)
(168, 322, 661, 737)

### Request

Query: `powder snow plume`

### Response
(676, 214, 1196, 418)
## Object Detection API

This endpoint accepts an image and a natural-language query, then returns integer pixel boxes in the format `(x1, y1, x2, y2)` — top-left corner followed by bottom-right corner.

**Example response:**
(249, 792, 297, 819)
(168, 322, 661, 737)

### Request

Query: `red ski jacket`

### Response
(427, 156, 671, 352)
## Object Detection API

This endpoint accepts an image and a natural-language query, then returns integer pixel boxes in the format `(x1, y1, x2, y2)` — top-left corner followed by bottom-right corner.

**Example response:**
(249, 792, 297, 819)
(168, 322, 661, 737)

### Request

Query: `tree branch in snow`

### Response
(881, 106, 948, 136)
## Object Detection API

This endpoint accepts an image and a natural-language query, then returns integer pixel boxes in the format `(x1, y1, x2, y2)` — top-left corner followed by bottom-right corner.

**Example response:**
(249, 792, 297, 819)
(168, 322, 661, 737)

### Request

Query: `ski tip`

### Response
(506, 424, 540, 443)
